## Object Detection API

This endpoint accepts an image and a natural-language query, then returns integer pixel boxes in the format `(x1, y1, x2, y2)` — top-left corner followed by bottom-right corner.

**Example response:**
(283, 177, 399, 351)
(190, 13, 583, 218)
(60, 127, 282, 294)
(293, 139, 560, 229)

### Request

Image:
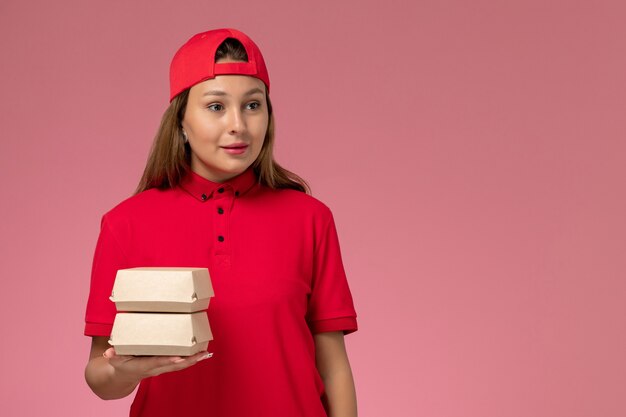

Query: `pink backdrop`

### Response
(1, 1, 625, 416)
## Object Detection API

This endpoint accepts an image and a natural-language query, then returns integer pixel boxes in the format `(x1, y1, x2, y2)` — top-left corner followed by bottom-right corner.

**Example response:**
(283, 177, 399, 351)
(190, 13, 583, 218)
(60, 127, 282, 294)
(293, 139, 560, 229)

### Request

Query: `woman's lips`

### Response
(221, 145, 248, 155)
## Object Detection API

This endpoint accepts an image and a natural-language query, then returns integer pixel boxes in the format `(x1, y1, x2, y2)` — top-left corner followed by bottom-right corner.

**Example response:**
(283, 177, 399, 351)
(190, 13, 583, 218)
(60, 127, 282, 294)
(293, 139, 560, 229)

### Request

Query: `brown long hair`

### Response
(135, 38, 310, 195)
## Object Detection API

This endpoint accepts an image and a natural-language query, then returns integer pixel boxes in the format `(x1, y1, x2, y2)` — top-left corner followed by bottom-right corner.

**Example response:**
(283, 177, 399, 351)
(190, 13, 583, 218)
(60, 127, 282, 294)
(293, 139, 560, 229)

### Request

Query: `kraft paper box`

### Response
(110, 312, 212, 356)
(110, 267, 214, 313)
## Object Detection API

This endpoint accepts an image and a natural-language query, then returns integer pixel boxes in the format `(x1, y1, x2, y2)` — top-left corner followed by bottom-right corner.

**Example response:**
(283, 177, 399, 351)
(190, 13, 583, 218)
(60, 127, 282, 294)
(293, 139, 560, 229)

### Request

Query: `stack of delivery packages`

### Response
(108, 267, 214, 356)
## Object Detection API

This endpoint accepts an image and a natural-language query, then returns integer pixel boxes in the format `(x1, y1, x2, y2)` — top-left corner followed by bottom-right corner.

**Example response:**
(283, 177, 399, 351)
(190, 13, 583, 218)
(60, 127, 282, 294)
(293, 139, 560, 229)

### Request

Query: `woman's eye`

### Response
(207, 103, 223, 112)
(246, 102, 260, 110)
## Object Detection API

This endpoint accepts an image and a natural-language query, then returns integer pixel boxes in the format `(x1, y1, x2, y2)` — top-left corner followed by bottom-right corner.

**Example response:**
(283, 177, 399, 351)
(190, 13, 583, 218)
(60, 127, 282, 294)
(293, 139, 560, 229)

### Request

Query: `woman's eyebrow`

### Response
(202, 87, 264, 97)
(202, 90, 227, 97)
(243, 87, 264, 96)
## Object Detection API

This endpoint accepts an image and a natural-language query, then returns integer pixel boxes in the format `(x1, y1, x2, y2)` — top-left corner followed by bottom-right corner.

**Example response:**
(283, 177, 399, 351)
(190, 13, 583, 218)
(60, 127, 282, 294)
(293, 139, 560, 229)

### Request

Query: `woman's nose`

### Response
(227, 108, 245, 134)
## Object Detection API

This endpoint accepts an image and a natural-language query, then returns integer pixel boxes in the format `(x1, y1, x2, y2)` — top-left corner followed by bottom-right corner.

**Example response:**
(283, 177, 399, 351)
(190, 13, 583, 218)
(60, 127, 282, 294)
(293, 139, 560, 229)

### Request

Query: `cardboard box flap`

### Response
(192, 312, 213, 342)
(110, 267, 214, 312)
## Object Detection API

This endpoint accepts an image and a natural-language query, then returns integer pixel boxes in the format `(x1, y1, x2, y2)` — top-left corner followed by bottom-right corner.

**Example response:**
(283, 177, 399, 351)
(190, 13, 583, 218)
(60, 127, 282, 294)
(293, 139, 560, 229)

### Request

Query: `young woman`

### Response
(84, 28, 358, 417)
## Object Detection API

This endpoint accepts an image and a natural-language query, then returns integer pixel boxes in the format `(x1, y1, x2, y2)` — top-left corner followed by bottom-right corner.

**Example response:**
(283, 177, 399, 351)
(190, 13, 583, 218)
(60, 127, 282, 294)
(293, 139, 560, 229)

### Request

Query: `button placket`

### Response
(212, 185, 233, 257)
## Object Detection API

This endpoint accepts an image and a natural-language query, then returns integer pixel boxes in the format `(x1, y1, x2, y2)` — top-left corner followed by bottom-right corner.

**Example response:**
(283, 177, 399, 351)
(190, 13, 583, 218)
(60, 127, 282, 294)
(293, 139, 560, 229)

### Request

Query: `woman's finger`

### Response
(103, 347, 133, 362)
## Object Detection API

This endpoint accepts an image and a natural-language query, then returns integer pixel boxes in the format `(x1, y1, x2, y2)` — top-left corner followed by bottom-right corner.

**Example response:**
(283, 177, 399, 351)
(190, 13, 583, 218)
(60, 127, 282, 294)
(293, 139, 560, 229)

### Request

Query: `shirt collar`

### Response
(179, 167, 258, 202)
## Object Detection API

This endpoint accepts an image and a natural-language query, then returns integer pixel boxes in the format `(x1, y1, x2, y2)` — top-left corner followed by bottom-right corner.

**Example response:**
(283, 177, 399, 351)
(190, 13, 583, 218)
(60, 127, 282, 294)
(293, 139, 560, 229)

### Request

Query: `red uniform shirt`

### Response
(84, 167, 358, 417)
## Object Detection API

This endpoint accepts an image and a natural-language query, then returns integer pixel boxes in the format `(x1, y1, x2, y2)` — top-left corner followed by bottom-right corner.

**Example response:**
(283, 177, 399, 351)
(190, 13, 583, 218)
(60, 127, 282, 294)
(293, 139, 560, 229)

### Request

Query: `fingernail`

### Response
(197, 352, 212, 362)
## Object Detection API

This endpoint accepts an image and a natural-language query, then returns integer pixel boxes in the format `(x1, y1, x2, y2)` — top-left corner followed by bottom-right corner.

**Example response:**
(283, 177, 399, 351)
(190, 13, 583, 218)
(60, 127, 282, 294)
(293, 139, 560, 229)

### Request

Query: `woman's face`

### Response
(182, 70, 269, 182)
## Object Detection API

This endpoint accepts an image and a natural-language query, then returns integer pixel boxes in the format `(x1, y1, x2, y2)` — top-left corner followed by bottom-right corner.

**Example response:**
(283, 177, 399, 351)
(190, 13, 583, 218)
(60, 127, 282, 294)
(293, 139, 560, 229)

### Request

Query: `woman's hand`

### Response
(103, 346, 212, 380)
(85, 336, 211, 400)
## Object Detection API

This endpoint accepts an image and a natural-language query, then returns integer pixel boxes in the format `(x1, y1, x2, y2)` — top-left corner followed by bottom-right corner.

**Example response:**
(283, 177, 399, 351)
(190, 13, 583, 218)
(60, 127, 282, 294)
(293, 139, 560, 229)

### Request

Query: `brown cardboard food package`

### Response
(110, 312, 212, 356)
(108, 267, 214, 356)
(110, 267, 214, 313)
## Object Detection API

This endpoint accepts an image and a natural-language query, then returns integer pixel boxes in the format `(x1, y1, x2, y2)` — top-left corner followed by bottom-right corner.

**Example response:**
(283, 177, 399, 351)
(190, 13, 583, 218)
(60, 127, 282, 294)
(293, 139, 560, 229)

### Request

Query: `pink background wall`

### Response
(1, 0, 624, 416)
